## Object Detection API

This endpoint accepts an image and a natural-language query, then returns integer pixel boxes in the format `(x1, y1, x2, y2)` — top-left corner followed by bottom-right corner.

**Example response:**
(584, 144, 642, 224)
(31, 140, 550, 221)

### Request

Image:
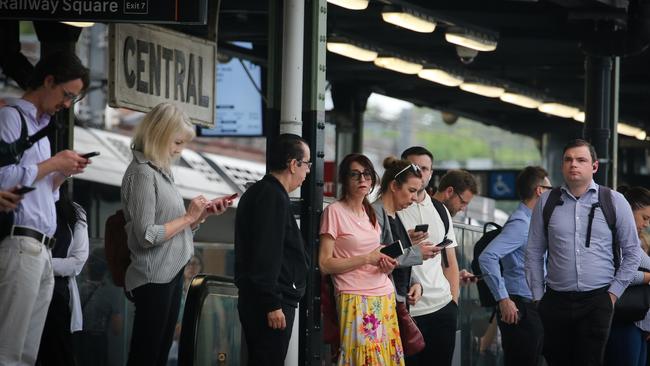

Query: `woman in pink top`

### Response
(319, 153, 404, 366)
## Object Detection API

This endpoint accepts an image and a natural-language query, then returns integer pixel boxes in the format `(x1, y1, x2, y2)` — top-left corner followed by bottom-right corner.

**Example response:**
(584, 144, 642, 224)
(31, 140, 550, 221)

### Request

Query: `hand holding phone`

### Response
(81, 151, 100, 159)
(380, 240, 404, 259)
(12, 185, 36, 195)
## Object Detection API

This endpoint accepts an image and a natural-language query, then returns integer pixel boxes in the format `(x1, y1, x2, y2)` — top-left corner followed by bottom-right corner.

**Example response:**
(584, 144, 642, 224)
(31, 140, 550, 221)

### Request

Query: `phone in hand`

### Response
(13, 186, 36, 195)
(227, 193, 239, 200)
(380, 240, 404, 259)
(414, 224, 429, 233)
(436, 238, 453, 248)
(81, 151, 100, 159)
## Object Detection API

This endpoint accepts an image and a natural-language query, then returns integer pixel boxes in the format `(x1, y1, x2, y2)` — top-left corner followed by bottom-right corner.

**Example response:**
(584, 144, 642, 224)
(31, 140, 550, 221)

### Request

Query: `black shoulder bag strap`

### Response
(431, 198, 451, 268)
(598, 186, 619, 272)
(542, 187, 563, 238)
(0, 106, 29, 167)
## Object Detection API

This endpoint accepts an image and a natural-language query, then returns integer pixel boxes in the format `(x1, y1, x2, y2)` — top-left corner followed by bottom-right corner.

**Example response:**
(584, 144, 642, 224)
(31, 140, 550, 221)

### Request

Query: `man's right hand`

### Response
(267, 308, 286, 330)
(498, 298, 519, 324)
(53, 150, 88, 177)
(0, 190, 22, 212)
(407, 228, 429, 245)
(417, 241, 442, 260)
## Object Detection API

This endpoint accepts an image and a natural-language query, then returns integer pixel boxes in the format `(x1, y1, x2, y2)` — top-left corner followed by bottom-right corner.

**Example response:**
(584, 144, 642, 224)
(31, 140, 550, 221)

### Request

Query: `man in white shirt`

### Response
(398, 147, 477, 366)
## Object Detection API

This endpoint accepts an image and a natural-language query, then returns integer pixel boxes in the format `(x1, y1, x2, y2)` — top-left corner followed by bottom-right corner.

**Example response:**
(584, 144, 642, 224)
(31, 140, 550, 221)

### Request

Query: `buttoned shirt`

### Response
(480, 202, 533, 301)
(525, 180, 641, 300)
(0, 98, 59, 236)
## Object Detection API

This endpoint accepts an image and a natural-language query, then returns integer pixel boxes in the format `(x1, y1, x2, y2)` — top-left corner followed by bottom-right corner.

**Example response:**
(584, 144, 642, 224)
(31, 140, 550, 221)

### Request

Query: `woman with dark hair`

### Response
(605, 186, 650, 366)
(319, 153, 404, 365)
(36, 188, 89, 365)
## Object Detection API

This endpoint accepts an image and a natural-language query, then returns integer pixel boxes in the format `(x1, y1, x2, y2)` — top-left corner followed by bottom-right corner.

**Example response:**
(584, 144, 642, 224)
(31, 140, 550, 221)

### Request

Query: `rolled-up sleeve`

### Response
(123, 172, 166, 247)
(526, 195, 548, 301)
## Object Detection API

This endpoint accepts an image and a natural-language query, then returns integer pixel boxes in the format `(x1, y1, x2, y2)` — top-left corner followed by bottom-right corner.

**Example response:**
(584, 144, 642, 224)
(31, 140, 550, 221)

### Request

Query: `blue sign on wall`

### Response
(488, 172, 517, 200)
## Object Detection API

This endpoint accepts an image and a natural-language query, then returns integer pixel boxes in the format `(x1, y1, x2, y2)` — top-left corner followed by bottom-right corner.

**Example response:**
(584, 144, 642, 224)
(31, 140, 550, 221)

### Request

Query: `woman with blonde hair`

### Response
(121, 103, 232, 366)
(319, 153, 404, 365)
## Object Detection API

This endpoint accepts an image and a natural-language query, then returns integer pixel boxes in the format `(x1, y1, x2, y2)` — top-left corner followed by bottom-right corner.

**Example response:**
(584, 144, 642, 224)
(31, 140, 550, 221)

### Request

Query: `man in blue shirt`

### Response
(0, 51, 90, 365)
(525, 139, 641, 366)
(479, 166, 550, 366)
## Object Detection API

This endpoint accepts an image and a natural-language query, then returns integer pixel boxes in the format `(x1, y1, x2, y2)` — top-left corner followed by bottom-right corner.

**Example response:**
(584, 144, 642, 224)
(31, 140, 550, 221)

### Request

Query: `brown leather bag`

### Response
(396, 301, 425, 356)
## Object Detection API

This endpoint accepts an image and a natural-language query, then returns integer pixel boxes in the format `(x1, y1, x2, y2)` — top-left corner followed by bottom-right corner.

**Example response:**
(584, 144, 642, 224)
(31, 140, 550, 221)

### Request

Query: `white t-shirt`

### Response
(397, 195, 457, 317)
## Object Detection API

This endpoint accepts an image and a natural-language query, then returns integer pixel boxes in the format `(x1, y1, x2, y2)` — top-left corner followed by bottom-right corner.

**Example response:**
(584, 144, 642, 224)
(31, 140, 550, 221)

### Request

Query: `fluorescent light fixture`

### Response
(460, 82, 505, 98)
(327, 0, 368, 10)
(499, 92, 541, 109)
(374, 57, 423, 75)
(573, 111, 585, 122)
(418, 69, 463, 87)
(538, 103, 580, 118)
(618, 123, 647, 140)
(445, 28, 498, 52)
(326, 42, 377, 62)
(381, 11, 436, 33)
(61, 22, 95, 27)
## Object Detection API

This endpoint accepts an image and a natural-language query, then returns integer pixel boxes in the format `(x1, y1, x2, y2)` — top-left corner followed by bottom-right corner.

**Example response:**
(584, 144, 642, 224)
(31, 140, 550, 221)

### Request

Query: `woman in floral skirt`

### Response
(319, 153, 404, 365)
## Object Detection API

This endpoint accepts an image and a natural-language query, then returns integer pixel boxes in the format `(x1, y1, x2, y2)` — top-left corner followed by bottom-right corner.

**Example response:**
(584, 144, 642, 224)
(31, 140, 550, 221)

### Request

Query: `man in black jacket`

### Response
(235, 133, 311, 366)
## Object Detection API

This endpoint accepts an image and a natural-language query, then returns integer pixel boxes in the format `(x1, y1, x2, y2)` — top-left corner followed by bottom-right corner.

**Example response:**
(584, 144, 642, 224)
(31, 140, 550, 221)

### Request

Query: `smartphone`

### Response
(13, 186, 36, 194)
(227, 193, 239, 200)
(81, 151, 100, 159)
(380, 240, 404, 259)
(414, 224, 429, 233)
(436, 238, 453, 248)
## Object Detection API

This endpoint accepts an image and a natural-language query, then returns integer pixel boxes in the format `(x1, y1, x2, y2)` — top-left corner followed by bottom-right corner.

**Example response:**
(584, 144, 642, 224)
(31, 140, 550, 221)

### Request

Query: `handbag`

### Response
(613, 284, 650, 323)
(396, 301, 425, 356)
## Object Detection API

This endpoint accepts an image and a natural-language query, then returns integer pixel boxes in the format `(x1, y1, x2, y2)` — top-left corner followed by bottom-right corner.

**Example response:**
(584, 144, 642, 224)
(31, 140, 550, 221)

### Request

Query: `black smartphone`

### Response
(414, 224, 429, 233)
(13, 186, 36, 194)
(81, 151, 100, 159)
(380, 240, 404, 259)
(436, 238, 453, 248)
(227, 193, 239, 200)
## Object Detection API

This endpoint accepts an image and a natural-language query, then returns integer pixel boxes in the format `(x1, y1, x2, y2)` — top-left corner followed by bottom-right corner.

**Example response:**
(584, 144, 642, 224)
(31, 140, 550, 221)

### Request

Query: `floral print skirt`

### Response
(336, 292, 405, 366)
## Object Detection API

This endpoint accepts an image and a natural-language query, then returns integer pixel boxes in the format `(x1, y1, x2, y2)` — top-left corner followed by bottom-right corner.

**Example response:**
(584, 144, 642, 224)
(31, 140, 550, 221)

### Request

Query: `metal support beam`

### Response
(331, 83, 370, 160)
(280, 0, 304, 136)
(608, 57, 620, 189)
(583, 55, 613, 186)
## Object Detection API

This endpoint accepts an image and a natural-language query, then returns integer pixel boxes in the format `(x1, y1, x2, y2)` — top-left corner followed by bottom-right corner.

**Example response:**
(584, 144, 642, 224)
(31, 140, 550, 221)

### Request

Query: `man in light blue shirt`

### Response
(525, 139, 641, 366)
(0, 51, 90, 365)
(479, 166, 550, 366)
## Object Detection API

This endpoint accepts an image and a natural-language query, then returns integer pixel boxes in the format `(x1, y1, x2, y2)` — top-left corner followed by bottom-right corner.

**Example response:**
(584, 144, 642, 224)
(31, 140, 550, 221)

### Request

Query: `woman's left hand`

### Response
(377, 256, 397, 274)
(407, 283, 423, 305)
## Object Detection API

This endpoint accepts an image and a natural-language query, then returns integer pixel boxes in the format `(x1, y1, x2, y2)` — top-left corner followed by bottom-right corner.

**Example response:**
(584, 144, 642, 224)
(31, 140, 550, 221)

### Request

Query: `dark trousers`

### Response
(127, 270, 183, 366)
(496, 296, 544, 366)
(407, 300, 458, 366)
(604, 322, 647, 366)
(238, 298, 296, 366)
(538, 287, 613, 366)
(36, 288, 75, 366)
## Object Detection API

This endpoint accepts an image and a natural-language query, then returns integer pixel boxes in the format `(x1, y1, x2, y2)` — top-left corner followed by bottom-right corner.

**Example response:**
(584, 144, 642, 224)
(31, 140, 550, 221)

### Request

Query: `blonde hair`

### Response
(131, 103, 195, 170)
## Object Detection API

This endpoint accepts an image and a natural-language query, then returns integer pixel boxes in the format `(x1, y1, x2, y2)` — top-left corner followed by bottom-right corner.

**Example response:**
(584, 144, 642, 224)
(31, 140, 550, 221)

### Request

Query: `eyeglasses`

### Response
(61, 85, 83, 104)
(394, 163, 421, 179)
(298, 160, 312, 169)
(539, 185, 553, 190)
(349, 170, 372, 181)
(455, 191, 470, 205)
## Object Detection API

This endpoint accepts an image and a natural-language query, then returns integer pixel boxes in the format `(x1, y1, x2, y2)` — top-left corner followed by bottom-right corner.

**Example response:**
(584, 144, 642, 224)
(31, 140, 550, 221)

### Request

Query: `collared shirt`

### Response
(480, 202, 533, 301)
(398, 195, 458, 317)
(121, 150, 193, 291)
(0, 98, 59, 236)
(525, 180, 641, 300)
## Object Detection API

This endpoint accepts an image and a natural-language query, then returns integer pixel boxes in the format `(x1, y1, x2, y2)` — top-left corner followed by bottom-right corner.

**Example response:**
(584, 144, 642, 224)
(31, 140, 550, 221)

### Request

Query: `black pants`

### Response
(539, 287, 614, 366)
(238, 298, 296, 366)
(127, 270, 183, 366)
(36, 288, 75, 366)
(496, 296, 544, 366)
(407, 300, 458, 366)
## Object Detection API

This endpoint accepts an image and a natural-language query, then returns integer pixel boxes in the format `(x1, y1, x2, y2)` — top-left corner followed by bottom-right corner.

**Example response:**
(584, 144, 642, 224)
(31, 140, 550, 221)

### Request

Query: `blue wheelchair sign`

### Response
(489, 172, 517, 199)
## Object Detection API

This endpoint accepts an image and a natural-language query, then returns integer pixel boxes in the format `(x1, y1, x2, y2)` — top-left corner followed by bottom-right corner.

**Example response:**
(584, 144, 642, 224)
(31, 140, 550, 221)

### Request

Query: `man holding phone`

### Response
(478, 166, 550, 366)
(0, 51, 90, 365)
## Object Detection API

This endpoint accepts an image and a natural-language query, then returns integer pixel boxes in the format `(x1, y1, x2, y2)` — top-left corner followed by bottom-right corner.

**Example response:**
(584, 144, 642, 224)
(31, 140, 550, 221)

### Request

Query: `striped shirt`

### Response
(121, 150, 193, 292)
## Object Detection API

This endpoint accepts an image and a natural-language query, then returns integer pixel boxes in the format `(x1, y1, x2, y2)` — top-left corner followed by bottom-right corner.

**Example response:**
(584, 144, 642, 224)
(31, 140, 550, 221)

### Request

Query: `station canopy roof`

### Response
(217, 0, 650, 144)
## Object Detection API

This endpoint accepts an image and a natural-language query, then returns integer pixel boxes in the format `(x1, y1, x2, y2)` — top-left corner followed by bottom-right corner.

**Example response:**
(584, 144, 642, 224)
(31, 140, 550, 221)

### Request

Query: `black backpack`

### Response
(431, 198, 451, 268)
(470, 222, 503, 308)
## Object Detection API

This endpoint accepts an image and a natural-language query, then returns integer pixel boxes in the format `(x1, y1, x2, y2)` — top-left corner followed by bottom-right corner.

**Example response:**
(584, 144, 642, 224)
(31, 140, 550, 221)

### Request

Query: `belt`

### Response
(510, 295, 533, 304)
(11, 226, 56, 249)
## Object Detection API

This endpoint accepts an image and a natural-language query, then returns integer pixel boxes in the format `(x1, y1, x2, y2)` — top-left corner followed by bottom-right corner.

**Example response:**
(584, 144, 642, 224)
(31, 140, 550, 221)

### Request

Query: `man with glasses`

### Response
(398, 147, 477, 366)
(478, 166, 550, 366)
(0, 51, 90, 365)
(235, 133, 311, 366)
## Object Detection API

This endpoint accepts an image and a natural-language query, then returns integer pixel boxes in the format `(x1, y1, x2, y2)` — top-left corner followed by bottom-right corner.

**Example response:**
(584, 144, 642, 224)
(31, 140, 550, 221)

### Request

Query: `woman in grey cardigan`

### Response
(121, 103, 232, 366)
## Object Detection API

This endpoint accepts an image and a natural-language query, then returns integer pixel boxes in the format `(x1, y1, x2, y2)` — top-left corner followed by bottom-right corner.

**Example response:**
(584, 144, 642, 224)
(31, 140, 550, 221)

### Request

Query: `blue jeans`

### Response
(605, 322, 647, 366)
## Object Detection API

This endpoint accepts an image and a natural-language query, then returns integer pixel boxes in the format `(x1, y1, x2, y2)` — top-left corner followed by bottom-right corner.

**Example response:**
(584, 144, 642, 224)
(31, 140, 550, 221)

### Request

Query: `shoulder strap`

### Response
(431, 198, 450, 268)
(0, 106, 28, 165)
(543, 187, 563, 238)
(598, 185, 620, 271)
